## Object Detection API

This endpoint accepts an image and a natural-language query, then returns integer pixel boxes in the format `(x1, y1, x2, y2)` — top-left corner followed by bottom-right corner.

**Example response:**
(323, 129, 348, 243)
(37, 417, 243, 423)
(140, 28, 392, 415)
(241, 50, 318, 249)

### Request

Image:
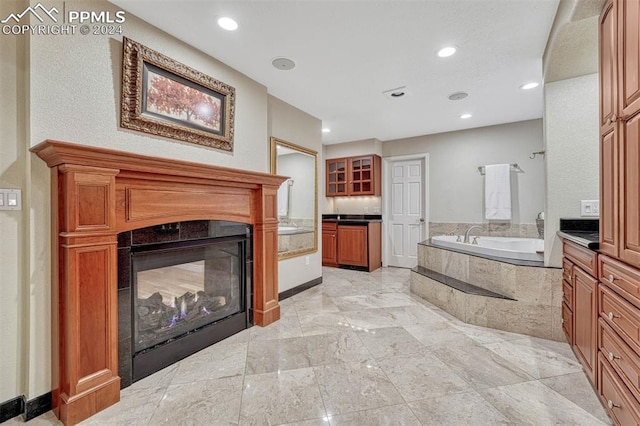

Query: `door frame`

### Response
(382, 153, 429, 267)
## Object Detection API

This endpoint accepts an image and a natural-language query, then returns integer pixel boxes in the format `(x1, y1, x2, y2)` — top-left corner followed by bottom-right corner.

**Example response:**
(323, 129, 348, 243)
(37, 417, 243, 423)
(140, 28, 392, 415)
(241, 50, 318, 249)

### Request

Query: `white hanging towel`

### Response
(277, 180, 290, 216)
(484, 164, 512, 220)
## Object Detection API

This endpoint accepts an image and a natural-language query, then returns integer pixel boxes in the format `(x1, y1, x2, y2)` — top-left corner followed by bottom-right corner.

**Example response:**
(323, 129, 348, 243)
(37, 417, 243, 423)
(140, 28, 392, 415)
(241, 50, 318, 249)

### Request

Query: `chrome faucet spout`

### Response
(464, 225, 483, 243)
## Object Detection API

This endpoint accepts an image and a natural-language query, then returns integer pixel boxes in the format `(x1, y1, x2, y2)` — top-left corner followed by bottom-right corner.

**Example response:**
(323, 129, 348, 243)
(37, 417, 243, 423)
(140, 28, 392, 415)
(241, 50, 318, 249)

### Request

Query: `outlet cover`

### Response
(580, 200, 599, 217)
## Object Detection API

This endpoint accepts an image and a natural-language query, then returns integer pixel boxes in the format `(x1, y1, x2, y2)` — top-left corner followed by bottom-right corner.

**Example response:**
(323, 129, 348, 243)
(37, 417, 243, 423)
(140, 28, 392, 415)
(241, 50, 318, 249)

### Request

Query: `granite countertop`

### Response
(557, 218, 599, 250)
(322, 214, 382, 224)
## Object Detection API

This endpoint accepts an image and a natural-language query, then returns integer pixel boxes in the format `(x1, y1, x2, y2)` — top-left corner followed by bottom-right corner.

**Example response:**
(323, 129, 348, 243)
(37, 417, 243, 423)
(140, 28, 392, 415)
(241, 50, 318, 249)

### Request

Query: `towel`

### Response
(484, 164, 512, 220)
(277, 180, 290, 216)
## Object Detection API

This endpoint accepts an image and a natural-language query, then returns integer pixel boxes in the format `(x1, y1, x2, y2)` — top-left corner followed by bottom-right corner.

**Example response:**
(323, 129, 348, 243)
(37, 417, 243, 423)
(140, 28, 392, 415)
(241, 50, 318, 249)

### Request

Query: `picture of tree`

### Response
(145, 70, 222, 133)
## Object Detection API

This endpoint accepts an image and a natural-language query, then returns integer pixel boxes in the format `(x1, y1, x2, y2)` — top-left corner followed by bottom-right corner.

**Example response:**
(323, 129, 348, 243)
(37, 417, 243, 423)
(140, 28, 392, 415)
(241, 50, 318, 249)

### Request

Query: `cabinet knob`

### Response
(608, 352, 619, 362)
(608, 274, 617, 283)
(608, 311, 619, 321)
(607, 400, 620, 409)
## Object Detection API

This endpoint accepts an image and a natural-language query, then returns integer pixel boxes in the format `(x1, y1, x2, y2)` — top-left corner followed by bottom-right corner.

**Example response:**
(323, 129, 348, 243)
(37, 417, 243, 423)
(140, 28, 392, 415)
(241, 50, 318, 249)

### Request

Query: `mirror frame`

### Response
(270, 137, 318, 260)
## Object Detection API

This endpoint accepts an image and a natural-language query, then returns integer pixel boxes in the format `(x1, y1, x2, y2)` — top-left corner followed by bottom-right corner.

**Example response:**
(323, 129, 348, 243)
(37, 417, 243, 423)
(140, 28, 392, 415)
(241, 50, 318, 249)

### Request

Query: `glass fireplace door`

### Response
(132, 239, 245, 354)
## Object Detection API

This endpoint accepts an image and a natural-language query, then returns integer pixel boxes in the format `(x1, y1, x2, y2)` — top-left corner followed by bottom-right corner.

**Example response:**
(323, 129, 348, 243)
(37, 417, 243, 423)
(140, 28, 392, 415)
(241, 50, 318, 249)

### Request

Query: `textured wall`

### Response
(267, 95, 322, 292)
(382, 120, 545, 225)
(544, 74, 599, 267)
(0, 0, 28, 403)
(4, 0, 279, 403)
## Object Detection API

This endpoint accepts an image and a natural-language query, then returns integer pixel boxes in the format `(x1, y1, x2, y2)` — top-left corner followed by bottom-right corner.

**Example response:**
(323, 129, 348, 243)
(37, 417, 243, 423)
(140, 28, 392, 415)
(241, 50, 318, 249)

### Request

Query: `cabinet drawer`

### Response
(563, 279, 573, 309)
(562, 302, 573, 343)
(599, 284, 640, 355)
(322, 221, 337, 231)
(600, 255, 640, 309)
(563, 257, 573, 282)
(563, 240, 598, 277)
(598, 353, 640, 426)
(600, 319, 640, 400)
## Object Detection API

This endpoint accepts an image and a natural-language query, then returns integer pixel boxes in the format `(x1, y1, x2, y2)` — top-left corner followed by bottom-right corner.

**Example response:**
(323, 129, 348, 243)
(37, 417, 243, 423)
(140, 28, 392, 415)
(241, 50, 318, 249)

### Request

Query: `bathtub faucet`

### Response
(463, 225, 483, 243)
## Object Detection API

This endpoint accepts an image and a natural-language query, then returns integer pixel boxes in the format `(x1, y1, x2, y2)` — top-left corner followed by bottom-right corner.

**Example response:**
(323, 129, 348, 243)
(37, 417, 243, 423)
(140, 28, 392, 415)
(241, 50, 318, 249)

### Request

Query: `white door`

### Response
(388, 159, 426, 268)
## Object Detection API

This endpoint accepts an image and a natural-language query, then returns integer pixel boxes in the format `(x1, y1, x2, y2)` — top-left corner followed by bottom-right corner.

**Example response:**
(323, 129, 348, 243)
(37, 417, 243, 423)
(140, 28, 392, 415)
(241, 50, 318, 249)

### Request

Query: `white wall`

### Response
(0, 0, 28, 403)
(267, 96, 323, 292)
(382, 120, 545, 225)
(1, 0, 315, 404)
(544, 73, 599, 266)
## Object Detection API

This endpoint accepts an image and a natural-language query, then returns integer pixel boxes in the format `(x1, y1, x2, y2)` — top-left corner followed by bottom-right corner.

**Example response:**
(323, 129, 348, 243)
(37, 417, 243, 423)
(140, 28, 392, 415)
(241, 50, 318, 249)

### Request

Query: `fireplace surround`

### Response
(32, 140, 286, 425)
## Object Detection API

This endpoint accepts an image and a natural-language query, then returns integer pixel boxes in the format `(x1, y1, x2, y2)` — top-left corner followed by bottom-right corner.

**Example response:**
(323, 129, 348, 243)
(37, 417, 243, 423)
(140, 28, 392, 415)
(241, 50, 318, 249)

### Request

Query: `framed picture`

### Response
(121, 37, 235, 152)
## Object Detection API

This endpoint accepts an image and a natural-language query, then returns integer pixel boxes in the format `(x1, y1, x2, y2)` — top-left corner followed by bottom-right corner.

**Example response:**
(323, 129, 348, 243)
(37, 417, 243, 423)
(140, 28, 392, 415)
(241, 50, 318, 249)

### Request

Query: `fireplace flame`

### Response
(180, 298, 187, 319)
(165, 314, 178, 329)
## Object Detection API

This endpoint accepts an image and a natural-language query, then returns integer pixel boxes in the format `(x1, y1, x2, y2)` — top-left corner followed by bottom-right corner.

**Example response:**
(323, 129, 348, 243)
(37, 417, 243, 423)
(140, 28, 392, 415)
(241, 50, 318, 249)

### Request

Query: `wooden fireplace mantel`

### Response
(31, 140, 287, 425)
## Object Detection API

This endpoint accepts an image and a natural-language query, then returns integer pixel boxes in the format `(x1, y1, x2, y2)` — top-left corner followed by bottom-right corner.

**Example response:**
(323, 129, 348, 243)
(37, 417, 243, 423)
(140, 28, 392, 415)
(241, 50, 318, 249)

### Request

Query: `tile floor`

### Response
(8, 267, 611, 426)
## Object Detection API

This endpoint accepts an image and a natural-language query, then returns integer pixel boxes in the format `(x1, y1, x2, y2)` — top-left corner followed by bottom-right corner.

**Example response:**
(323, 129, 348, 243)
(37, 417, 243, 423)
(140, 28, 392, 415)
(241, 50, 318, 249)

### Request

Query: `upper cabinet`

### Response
(599, 0, 640, 267)
(326, 155, 381, 197)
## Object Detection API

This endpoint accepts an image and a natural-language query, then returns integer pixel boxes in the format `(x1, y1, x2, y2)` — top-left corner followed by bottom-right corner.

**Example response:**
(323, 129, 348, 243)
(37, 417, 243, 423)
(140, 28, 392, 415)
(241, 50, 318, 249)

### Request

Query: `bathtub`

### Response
(430, 235, 544, 261)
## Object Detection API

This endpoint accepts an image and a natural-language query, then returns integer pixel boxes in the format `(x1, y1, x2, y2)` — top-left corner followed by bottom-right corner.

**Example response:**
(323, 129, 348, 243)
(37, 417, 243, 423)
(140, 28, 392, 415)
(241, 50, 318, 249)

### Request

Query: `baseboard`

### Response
(278, 276, 322, 301)
(0, 397, 23, 423)
(24, 392, 51, 421)
(0, 392, 52, 424)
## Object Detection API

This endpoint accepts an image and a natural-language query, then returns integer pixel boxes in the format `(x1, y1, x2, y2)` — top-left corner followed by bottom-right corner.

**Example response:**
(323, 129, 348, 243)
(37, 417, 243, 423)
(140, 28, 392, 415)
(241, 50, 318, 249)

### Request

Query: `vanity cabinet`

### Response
(581, 1, 640, 421)
(563, 240, 599, 382)
(325, 155, 381, 197)
(337, 222, 382, 272)
(599, 0, 640, 266)
(322, 220, 381, 272)
(322, 222, 338, 267)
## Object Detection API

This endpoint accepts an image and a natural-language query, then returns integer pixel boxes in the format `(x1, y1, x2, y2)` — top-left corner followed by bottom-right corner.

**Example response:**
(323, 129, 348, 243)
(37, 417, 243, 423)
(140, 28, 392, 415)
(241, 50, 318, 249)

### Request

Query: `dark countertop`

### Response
(557, 218, 599, 250)
(322, 214, 382, 224)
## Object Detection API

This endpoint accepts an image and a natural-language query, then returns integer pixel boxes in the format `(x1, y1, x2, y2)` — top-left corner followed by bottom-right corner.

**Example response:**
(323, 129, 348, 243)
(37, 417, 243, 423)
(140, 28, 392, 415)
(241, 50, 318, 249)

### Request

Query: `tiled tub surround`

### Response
(7, 267, 610, 425)
(429, 222, 539, 239)
(411, 242, 564, 341)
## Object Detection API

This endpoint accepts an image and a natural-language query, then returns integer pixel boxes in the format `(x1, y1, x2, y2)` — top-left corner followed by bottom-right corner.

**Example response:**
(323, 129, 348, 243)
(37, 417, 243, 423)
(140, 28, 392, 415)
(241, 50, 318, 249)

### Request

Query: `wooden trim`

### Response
(32, 140, 287, 425)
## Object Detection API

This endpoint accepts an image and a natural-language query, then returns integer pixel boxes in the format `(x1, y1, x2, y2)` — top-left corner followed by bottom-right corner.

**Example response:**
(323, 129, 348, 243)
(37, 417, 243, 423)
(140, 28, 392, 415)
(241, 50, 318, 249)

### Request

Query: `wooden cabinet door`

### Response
(619, 112, 640, 267)
(619, 0, 640, 117)
(349, 156, 374, 195)
(601, 128, 619, 257)
(337, 225, 368, 267)
(326, 158, 348, 196)
(573, 267, 598, 382)
(322, 229, 338, 266)
(601, 0, 618, 133)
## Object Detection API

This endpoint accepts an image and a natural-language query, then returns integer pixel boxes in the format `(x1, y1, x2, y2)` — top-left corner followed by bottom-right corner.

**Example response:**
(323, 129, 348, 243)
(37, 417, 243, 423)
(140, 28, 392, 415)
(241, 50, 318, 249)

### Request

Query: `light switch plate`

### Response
(580, 200, 599, 217)
(0, 189, 22, 211)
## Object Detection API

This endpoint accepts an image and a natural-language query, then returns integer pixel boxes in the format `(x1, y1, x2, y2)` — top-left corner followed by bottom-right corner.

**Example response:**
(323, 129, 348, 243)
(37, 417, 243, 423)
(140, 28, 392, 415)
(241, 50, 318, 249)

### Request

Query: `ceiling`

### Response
(110, 0, 560, 145)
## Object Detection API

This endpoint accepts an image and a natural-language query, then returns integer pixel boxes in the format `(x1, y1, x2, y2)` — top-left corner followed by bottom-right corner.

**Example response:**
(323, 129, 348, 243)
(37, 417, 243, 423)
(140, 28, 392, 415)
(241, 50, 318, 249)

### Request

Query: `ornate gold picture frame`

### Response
(121, 37, 235, 151)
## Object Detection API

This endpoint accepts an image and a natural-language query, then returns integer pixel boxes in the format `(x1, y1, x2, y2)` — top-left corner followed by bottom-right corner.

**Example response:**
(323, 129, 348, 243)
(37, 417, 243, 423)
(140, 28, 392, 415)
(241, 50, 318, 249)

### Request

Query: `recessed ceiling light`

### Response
(272, 57, 296, 70)
(520, 82, 539, 90)
(217, 17, 238, 31)
(322, 128, 331, 133)
(460, 113, 472, 119)
(437, 46, 457, 58)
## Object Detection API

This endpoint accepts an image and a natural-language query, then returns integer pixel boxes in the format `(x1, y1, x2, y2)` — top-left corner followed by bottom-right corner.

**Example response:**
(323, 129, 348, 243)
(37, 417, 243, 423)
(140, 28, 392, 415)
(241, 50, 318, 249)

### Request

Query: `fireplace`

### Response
(32, 140, 286, 425)
(118, 220, 252, 385)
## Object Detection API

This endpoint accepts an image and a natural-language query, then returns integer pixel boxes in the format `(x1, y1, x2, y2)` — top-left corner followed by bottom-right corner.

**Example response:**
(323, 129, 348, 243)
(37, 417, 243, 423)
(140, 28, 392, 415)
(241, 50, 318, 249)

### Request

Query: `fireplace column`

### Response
(52, 164, 121, 425)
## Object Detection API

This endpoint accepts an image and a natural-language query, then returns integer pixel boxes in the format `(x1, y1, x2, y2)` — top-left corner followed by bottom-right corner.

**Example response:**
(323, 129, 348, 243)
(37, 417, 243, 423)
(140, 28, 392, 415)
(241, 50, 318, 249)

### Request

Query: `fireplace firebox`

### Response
(118, 220, 252, 386)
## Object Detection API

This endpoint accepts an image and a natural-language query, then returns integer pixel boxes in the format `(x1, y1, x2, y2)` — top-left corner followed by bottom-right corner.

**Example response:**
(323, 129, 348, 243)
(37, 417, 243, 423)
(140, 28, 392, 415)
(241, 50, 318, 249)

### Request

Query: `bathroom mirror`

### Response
(270, 137, 318, 260)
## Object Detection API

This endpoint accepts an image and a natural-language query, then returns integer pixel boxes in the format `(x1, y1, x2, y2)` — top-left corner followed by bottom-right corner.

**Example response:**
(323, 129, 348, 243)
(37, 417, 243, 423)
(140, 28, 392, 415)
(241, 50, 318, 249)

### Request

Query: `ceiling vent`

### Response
(382, 86, 408, 99)
(448, 91, 469, 101)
